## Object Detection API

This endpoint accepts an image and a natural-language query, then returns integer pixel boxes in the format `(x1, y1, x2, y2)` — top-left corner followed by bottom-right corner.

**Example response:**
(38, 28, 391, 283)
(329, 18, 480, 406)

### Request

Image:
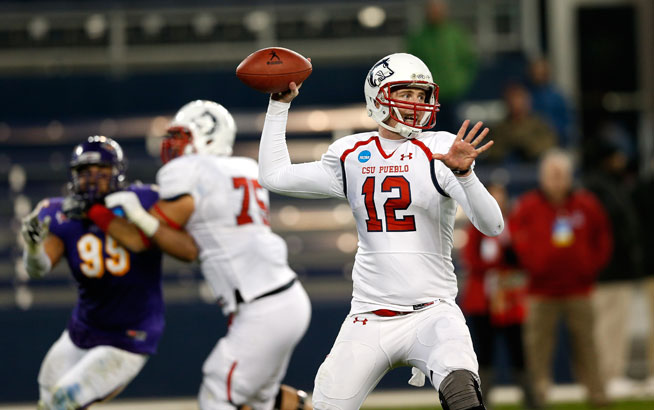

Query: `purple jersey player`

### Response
(21, 136, 165, 410)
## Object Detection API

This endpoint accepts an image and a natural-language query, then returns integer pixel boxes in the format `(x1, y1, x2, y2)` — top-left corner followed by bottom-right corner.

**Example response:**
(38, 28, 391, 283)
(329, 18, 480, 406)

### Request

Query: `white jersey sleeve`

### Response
(156, 156, 199, 202)
(259, 99, 345, 199)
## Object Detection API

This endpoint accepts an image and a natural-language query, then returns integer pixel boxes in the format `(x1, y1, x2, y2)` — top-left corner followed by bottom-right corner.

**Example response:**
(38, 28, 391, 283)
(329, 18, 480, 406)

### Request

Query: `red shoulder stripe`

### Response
(340, 135, 393, 161)
(409, 138, 434, 159)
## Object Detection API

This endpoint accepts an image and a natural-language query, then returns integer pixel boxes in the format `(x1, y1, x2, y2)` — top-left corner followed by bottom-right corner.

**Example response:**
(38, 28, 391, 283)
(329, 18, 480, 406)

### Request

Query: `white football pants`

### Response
(38, 331, 147, 409)
(312, 300, 479, 410)
(199, 281, 311, 410)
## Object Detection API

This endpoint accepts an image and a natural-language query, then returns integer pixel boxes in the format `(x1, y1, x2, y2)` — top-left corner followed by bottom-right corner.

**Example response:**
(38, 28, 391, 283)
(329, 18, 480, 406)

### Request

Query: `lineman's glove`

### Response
(62, 194, 91, 220)
(21, 212, 51, 253)
(105, 191, 160, 237)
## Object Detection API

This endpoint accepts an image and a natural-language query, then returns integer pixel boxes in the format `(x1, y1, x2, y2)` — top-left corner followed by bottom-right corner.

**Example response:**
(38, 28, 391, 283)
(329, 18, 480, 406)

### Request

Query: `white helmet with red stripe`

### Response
(161, 100, 237, 163)
(364, 53, 440, 139)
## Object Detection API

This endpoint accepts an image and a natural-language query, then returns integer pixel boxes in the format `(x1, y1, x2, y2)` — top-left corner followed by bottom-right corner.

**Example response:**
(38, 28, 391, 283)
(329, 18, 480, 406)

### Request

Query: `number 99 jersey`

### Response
(38, 184, 164, 355)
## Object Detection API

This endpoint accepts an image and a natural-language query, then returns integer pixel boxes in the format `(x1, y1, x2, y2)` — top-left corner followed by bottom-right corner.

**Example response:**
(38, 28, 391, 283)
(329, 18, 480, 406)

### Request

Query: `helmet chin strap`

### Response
(379, 107, 420, 139)
(378, 120, 419, 139)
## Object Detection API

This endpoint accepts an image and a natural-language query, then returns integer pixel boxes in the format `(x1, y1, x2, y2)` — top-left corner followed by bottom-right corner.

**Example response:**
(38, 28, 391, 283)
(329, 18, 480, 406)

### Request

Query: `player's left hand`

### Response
(62, 194, 90, 219)
(432, 120, 493, 176)
(105, 191, 144, 222)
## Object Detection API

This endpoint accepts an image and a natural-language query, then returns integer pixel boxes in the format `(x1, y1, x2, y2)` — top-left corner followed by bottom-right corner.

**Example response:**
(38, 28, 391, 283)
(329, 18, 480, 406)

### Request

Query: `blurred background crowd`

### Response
(0, 0, 653, 406)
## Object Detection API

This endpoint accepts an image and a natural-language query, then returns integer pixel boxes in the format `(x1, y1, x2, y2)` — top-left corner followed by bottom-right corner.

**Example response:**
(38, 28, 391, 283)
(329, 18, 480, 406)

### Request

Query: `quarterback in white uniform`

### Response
(105, 101, 312, 410)
(258, 53, 504, 410)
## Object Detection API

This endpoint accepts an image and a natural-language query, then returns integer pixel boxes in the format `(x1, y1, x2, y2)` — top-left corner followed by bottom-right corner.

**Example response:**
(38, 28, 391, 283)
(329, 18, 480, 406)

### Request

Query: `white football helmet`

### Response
(161, 100, 237, 163)
(364, 53, 440, 138)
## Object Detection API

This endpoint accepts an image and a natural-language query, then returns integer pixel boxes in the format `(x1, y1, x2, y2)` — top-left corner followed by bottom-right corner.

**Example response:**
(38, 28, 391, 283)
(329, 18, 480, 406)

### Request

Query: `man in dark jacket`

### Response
(583, 140, 642, 390)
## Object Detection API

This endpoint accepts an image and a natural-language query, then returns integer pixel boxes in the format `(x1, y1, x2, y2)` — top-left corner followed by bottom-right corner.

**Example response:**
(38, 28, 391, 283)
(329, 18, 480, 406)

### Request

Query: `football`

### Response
(236, 47, 312, 94)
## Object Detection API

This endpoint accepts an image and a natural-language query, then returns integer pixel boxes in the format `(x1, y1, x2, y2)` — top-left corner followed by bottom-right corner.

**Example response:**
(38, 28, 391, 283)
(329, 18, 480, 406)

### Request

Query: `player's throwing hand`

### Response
(271, 81, 302, 103)
(432, 119, 493, 175)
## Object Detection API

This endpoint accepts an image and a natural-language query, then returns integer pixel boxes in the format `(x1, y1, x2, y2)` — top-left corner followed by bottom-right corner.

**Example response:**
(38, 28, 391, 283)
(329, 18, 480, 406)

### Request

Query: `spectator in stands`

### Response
(406, 0, 479, 132)
(509, 149, 612, 408)
(527, 57, 576, 148)
(583, 134, 642, 392)
(487, 83, 558, 164)
(460, 183, 536, 409)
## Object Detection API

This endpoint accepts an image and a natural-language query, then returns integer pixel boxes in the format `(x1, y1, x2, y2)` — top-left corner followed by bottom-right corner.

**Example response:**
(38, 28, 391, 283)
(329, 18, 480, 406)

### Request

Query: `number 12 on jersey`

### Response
(362, 176, 416, 232)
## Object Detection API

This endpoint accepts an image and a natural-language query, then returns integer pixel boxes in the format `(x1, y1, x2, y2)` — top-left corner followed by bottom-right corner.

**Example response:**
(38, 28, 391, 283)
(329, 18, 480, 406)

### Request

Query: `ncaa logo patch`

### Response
(358, 150, 371, 163)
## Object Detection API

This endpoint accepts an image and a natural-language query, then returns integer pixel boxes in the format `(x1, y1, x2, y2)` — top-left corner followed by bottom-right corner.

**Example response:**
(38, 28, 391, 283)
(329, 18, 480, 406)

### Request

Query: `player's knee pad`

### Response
(438, 370, 486, 410)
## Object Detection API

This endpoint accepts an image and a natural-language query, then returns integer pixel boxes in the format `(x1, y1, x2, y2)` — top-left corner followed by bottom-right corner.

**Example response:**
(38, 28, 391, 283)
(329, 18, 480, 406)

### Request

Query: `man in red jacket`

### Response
(509, 149, 612, 408)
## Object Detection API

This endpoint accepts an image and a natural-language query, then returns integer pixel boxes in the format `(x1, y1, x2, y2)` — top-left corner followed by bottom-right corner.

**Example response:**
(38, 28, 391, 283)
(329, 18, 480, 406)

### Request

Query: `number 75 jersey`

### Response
(325, 131, 463, 313)
(156, 154, 296, 315)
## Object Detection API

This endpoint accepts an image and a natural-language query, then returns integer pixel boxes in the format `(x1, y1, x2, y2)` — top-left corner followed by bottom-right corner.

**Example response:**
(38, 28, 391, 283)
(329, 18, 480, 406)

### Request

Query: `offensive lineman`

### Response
(257, 53, 504, 410)
(104, 100, 313, 410)
(21, 136, 167, 409)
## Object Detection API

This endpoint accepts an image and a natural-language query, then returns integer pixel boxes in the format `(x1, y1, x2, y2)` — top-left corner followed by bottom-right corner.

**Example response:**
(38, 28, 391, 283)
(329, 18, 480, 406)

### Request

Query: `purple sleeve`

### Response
(37, 197, 66, 238)
(126, 184, 160, 211)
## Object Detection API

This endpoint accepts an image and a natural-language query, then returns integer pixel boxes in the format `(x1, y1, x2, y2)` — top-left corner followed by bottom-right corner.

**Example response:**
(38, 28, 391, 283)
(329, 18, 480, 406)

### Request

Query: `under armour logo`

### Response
(400, 153, 413, 160)
(353, 317, 368, 325)
(267, 51, 283, 65)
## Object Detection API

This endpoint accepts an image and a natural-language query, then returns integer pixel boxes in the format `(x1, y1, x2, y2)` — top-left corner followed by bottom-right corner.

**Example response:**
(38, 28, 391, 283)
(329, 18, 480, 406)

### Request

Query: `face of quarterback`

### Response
(385, 87, 427, 128)
(76, 164, 113, 196)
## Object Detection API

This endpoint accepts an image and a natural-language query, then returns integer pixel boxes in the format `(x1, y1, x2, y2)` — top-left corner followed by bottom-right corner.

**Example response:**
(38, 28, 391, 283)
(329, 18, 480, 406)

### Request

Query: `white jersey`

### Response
(259, 100, 503, 315)
(157, 154, 296, 314)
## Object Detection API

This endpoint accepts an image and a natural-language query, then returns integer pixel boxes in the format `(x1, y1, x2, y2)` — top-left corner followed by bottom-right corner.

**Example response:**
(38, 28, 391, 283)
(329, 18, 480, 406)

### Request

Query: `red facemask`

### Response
(376, 81, 440, 130)
(161, 126, 193, 164)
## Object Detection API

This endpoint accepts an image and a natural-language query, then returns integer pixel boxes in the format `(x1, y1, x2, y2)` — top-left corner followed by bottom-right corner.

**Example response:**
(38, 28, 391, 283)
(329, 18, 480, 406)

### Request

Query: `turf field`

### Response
(364, 400, 654, 410)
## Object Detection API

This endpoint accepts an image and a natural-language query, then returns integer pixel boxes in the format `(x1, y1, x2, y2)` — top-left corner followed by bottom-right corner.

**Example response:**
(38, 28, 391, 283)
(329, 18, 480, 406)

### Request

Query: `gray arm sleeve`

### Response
(445, 171, 504, 237)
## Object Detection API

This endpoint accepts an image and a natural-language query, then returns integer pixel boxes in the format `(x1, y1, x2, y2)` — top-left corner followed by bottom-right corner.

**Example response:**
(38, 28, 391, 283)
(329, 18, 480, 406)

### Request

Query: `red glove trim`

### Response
(87, 204, 117, 232)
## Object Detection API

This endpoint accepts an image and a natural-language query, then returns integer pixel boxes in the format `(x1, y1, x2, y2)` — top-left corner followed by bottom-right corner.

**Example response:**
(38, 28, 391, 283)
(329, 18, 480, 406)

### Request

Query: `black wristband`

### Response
(452, 168, 470, 175)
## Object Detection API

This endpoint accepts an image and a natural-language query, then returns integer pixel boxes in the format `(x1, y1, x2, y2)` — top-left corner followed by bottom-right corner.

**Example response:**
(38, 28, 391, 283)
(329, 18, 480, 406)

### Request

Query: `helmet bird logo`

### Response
(367, 58, 395, 87)
(192, 110, 219, 137)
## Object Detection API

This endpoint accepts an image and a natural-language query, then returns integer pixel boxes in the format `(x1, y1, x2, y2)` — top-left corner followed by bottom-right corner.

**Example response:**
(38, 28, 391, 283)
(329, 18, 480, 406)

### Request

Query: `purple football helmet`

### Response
(69, 135, 127, 203)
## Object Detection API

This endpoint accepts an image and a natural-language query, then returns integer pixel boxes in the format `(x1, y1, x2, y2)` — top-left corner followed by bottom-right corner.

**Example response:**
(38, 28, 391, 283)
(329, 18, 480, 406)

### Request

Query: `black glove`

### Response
(62, 194, 92, 220)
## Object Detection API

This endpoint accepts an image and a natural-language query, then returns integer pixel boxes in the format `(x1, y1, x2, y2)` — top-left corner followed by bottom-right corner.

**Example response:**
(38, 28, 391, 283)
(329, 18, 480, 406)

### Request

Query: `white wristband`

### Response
(129, 208, 160, 237)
